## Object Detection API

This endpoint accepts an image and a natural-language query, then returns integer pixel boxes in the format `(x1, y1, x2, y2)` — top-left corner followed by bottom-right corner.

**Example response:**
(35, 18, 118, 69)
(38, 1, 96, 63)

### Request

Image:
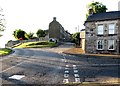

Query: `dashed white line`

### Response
(65, 67, 69, 70)
(74, 74, 79, 78)
(73, 67, 77, 70)
(73, 65, 76, 67)
(74, 70, 78, 73)
(66, 65, 69, 67)
(75, 78, 81, 83)
(63, 79, 69, 83)
(65, 71, 69, 73)
(73, 65, 78, 69)
(61, 59, 65, 62)
(64, 74, 69, 78)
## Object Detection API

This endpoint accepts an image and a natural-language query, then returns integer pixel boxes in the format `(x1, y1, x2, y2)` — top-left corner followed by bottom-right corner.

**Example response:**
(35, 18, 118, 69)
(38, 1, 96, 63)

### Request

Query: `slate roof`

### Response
(85, 11, 120, 22)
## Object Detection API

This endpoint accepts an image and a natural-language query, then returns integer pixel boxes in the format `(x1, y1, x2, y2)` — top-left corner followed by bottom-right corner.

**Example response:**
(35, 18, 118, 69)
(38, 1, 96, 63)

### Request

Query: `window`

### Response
(108, 24, 115, 34)
(97, 40, 104, 50)
(108, 40, 115, 50)
(97, 25, 104, 35)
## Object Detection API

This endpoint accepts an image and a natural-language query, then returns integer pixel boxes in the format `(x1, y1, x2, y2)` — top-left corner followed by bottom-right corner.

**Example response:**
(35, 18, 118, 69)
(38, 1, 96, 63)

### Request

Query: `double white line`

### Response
(63, 64, 81, 84)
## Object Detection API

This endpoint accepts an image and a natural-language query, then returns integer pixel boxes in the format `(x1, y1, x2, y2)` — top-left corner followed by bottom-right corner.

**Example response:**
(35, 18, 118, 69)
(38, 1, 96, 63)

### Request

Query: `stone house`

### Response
(84, 11, 120, 54)
(49, 17, 71, 41)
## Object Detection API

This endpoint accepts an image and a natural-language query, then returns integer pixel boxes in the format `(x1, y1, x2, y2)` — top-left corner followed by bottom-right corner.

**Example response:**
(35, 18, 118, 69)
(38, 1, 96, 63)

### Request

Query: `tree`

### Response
(86, 1, 107, 18)
(72, 32, 80, 45)
(36, 29, 46, 38)
(13, 29, 28, 40)
(0, 7, 5, 37)
(26, 32, 34, 39)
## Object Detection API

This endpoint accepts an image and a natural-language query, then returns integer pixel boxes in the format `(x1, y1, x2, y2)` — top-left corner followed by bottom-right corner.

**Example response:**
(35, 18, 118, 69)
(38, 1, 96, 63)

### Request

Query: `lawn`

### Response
(13, 41, 57, 48)
(0, 48, 12, 56)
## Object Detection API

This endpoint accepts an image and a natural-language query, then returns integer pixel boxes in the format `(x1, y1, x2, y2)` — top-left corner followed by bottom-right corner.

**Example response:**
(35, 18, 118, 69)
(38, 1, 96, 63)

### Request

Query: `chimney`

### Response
(89, 8, 94, 15)
(53, 17, 56, 21)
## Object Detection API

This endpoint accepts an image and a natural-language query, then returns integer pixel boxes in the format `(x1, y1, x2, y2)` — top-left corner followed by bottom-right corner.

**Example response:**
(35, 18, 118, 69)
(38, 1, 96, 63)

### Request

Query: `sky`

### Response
(0, 0, 120, 47)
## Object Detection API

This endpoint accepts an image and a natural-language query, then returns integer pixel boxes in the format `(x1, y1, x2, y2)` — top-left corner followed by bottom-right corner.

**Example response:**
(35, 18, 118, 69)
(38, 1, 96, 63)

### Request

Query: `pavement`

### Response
(63, 47, 120, 59)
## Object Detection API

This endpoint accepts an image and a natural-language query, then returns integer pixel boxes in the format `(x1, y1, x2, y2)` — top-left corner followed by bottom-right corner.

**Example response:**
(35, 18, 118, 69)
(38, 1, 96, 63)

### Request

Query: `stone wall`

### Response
(85, 22, 97, 53)
(6, 39, 40, 48)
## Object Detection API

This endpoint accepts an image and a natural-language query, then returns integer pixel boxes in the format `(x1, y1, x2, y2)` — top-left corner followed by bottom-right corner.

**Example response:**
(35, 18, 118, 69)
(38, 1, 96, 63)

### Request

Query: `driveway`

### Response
(0, 42, 120, 85)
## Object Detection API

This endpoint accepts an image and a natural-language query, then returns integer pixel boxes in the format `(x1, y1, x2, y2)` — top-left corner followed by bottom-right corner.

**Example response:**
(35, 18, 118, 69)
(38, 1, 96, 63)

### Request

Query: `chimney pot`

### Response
(53, 17, 56, 21)
(89, 8, 94, 15)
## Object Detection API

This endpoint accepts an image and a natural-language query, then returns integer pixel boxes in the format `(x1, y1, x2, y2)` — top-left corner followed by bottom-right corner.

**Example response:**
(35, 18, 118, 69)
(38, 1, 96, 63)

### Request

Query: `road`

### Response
(0, 43, 120, 86)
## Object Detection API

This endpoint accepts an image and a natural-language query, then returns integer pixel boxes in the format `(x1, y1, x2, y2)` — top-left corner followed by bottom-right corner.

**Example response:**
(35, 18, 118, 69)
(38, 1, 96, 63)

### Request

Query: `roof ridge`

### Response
(92, 11, 120, 15)
(86, 11, 120, 22)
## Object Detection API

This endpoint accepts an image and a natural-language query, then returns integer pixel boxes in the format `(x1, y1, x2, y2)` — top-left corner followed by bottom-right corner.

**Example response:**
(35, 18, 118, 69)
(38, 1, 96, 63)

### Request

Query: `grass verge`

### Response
(14, 41, 57, 48)
(0, 48, 13, 56)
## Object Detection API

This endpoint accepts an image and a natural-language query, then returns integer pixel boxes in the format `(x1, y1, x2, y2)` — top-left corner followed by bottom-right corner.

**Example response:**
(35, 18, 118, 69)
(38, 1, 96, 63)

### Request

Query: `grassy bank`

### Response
(0, 48, 13, 56)
(13, 41, 57, 48)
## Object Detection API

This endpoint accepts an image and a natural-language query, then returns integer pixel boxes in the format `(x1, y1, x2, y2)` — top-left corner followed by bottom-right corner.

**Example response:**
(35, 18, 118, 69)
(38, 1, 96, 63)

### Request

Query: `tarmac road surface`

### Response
(0, 43, 120, 86)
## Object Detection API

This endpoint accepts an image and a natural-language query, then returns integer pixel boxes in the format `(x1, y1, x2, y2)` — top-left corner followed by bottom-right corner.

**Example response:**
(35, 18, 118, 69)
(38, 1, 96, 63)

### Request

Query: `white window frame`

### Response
(108, 23, 115, 34)
(97, 24, 104, 35)
(108, 40, 115, 50)
(97, 40, 104, 50)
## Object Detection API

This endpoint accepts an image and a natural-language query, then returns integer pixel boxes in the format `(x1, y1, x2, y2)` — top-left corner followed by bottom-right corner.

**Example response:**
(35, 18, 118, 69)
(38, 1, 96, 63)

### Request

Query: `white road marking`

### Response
(61, 59, 65, 62)
(74, 74, 79, 77)
(73, 67, 77, 69)
(64, 74, 69, 78)
(64, 60, 67, 62)
(74, 70, 78, 73)
(73, 65, 78, 69)
(73, 65, 76, 67)
(9, 75, 25, 80)
(65, 67, 69, 70)
(63, 79, 69, 83)
(1, 61, 25, 73)
(65, 71, 69, 73)
(66, 65, 69, 67)
(75, 78, 81, 83)
(61, 58, 67, 62)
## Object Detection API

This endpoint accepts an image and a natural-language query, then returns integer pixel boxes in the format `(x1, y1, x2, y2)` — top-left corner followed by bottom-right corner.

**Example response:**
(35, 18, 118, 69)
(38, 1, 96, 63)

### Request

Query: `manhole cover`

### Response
(9, 75, 25, 80)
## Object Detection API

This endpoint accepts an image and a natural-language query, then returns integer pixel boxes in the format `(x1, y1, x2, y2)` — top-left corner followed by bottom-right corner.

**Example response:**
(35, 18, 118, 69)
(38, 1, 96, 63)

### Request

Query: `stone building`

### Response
(49, 17, 71, 41)
(84, 11, 120, 54)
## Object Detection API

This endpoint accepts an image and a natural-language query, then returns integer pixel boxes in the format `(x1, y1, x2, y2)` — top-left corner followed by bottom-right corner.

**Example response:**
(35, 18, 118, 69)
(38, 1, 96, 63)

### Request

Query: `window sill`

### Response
(108, 49, 115, 51)
(96, 49, 104, 51)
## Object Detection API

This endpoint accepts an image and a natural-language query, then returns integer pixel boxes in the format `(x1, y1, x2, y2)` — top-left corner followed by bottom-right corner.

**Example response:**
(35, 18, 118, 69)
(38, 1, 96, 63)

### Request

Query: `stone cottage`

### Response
(84, 11, 120, 54)
(49, 17, 71, 41)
